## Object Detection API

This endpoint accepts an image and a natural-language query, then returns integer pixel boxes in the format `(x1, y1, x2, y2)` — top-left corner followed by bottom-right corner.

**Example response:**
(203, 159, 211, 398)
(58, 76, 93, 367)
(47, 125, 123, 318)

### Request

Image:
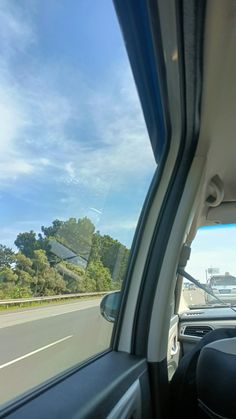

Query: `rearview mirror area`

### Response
(100, 291, 121, 323)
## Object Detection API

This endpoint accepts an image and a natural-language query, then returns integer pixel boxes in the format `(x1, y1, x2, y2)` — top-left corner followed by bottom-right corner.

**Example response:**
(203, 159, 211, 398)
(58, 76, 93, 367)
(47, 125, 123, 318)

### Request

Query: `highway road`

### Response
(0, 298, 112, 407)
(0, 290, 207, 408)
(182, 288, 206, 307)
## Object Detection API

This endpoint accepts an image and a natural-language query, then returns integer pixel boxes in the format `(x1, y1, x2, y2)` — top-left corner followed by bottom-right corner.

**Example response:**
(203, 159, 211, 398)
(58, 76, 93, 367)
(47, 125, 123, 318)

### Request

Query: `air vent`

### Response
(185, 312, 203, 316)
(184, 325, 213, 337)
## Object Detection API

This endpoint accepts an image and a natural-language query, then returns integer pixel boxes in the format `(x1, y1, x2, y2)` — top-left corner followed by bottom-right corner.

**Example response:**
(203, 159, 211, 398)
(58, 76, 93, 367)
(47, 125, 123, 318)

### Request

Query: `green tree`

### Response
(14, 231, 38, 258)
(79, 275, 96, 292)
(0, 216, 130, 298)
(89, 232, 102, 262)
(97, 235, 129, 282)
(0, 267, 18, 283)
(41, 219, 64, 238)
(85, 261, 112, 291)
(42, 217, 95, 262)
(32, 249, 67, 296)
(13, 252, 34, 294)
(17, 270, 33, 288)
(0, 244, 15, 268)
(115, 247, 130, 282)
(89, 233, 130, 283)
(56, 262, 85, 293)
(15, 231, 50, 259)
(32, 249, 50, 274)
(0, 267, 20, 299)
(15, 252, 33, 273)
(32, 249, 50, 295)
(42, 269, 67, 296)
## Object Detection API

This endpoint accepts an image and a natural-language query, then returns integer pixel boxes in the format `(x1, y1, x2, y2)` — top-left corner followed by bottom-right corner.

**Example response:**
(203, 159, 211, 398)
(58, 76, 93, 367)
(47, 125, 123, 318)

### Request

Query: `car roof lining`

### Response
(186, 0, 236, 243)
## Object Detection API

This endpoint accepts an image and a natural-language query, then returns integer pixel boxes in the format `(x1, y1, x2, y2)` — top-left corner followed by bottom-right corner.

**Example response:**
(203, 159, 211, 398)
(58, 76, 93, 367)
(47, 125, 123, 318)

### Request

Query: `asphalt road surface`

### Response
(0, 290, 207, 407)
(0, 299, 112, 407)
(182, 288, 206, 307)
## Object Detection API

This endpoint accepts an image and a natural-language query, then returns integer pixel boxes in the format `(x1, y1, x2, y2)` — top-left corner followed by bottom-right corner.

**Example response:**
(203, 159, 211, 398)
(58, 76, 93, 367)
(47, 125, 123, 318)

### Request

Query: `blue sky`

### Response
(0, 0, 156, 249)
(0, 1, 234, 278)
(187, 225, 236, 282)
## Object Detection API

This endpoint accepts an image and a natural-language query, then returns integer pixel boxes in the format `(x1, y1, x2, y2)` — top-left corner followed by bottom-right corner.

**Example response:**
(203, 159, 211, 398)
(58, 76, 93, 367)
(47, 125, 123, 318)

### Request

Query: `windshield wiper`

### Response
(177, 267, 236, 314)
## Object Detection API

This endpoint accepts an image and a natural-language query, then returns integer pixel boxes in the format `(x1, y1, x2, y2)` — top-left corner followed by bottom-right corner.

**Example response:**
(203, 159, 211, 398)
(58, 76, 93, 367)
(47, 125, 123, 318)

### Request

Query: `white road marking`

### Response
(0, 335, 73, 369)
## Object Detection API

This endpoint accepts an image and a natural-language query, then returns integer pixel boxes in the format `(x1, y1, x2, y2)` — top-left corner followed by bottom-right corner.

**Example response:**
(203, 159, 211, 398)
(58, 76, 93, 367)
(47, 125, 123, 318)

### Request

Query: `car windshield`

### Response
(180, 224, 236, 310)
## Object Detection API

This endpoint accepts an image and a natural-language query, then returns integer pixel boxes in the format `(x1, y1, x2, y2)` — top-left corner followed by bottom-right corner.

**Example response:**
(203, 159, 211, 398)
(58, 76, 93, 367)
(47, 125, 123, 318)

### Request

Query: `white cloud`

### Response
(0, 81, 35, 181)
(0, 2, 38, 183)
(0, 160, 34, 179)
(0, 1, 156, 207)
(40, 158, 51, 166)
(56, 66, 156, 195)
(0, 89, 26, 153)
(0, 2, 160, 251)
(0, 0, 35, 57)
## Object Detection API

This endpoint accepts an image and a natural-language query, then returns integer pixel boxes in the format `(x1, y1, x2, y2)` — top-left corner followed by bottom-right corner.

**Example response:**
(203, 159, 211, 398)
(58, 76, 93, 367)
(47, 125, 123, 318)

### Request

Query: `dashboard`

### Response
(179, 307, 236, 352)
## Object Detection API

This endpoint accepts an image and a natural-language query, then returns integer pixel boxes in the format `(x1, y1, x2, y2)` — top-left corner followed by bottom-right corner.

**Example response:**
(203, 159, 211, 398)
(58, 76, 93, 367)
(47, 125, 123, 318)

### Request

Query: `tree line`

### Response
(0, 217, 130, 299)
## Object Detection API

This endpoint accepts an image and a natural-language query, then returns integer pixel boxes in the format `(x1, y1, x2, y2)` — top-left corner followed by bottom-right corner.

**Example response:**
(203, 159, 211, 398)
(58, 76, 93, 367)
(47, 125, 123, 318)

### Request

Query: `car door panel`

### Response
(167, 315, 180, 380)
(2, 352, 151, 419)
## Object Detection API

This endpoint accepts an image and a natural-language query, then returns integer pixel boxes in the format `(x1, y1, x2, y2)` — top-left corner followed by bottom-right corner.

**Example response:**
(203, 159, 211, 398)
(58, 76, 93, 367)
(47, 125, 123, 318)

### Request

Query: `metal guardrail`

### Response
(0, 291, 115, 307)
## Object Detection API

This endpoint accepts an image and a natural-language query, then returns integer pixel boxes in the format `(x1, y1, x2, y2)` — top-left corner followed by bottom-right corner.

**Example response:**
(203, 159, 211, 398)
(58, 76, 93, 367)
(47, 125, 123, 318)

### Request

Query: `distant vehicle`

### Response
(183, 283, 195, 290)
(206, 273, 236, 304)
(188, 284, 196, 291)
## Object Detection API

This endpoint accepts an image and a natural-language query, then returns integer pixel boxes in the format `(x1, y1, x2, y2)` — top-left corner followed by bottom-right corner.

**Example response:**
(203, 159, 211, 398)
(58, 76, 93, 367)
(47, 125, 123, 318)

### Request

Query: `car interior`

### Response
(2, 1, 236, 419)
(169, 1, 236, 417)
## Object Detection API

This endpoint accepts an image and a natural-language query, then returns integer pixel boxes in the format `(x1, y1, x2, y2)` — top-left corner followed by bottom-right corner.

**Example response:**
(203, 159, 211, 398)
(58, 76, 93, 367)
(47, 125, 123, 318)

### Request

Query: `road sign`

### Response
(207, 267, 220, 275)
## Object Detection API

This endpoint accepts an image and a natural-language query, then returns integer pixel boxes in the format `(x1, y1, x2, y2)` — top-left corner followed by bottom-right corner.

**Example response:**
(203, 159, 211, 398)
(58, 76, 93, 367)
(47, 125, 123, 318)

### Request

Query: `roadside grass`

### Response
(0, 295, 101, 313)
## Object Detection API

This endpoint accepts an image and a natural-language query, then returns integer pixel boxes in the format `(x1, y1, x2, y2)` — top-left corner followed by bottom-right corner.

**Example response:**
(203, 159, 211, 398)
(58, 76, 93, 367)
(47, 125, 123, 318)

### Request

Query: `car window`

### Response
(0, 0, 156, 406)
(180, 224, 236, 310)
